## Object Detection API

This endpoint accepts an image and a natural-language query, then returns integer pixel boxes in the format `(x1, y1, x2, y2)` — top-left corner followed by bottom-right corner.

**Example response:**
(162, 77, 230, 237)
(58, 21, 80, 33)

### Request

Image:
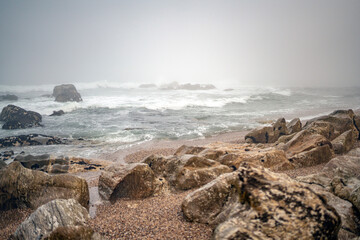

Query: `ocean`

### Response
(1, 82, 359, 158)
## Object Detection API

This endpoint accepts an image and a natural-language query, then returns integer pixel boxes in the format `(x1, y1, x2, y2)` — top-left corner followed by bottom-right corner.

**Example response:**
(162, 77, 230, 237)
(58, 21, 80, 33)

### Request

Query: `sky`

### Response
(0, 0, 359, 88)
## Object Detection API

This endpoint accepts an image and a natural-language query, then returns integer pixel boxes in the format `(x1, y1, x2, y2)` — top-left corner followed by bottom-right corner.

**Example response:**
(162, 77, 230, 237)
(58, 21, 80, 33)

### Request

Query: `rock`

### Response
(280, 129, 333, 168)
(50, 110, 65, 116)
(0, 134, 65, 147)
(331, 177, 360, 212)
(276, 132, 296, 144)
(0, 162, 89, 210)
(0, 159, 6, 169)
(305, 109, 358, 141)
(305, 184, 360, 239)
(0, 105, 42, 129)
(182, 163, 341, 239)
(0, 94, 18, 101)
(287, 118, 302, 134)
(44, 226, 104, 240)
(14, 154, 106, 173)
(13, 199, 90, 240)
(304, 121, 335, 139)
(354, 114, 360, 140)
(0, 150, 15, 162)
(332, 130, 355, 154)
(98, 163, 156, 201)
(174, 156, 231, 190)
(174, 145, 206, 156)
(245, 117, 288, 143)
(53, 84, 82, 102)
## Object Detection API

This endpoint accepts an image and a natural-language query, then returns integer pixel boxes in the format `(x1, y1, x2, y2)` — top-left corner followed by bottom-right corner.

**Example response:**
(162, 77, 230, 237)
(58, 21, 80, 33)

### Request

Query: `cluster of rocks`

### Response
(14, 154, 107, 173)
(0, 161, 105, 239)
(96, 108, 360, 239)
(0, 134, 65, 147)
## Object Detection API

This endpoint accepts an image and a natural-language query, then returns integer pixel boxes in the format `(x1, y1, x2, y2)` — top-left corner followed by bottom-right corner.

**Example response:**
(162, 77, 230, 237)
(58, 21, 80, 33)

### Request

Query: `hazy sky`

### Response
(0, 0, 359, 88)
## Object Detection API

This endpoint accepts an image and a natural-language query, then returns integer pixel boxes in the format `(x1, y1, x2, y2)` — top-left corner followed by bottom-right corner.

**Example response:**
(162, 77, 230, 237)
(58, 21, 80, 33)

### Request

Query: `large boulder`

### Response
(304, 109, 358, 141)
(287, 118, 302, 134)
(53, 84, 82, 102)
(0, 134, 65, 147)
(245, 118, 288, 143)
(280, 129, 333, 168)
(12, 199, 90, 240)
(98, 163, 156, 201)
(50, 110, 65, 116)
(0, 105, 42, 129)
(14, 154, 106, 173)
(182, 163, 341, 239)
(0, 162, 89, 210)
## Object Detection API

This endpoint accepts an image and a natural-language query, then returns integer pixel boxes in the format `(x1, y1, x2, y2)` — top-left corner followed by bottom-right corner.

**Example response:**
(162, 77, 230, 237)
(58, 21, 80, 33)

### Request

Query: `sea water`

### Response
(0, 83, 359, 158)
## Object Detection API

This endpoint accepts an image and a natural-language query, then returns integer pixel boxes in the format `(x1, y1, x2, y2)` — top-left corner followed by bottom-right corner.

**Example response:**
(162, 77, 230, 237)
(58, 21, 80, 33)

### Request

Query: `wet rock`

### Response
(182, 163, 341, 239)
(53, 84, 82, 102)
(332, 130, 356, 154)
(50, 110, 65, 116)
(98, 163, 156, 201)
(0, 134, 65, 147)
(287, 118, 302, 134)
(14, 154, 106, 173)
(12, 199, 90, 240)
(245, 117, 288, 143)
(0, 105, 42, 129)
(280, 129, 333, 168)
(0, 94, 18, 101)
(0, 162, 89, 210)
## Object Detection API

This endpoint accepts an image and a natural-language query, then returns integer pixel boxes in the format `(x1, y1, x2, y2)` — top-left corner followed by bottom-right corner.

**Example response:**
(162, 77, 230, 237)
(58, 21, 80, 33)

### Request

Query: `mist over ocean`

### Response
(1, 82, 359, 158)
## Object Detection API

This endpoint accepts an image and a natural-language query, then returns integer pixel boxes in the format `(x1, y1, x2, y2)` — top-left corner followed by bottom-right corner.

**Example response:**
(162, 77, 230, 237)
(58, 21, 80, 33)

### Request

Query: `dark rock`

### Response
(182, 163, 341, 239)
(13, 199, 90, 240)
(0, 134, 65, 147)
(0, 94, 18, 101)
(0, 105, 42, 129)
(53, 84, 82, 102)
(50, 110, 65, 116)
(0, 162, 89, 210)
(245, 118, 288, 143)
(14, 154, 105, 173)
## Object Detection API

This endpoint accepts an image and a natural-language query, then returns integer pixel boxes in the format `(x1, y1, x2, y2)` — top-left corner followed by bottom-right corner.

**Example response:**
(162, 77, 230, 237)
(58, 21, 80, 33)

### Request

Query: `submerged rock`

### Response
(53, 84, 82, 102)
(0, 134, 65, 147)
(50, 109, 65, 116)
(0, 162, 89, 210)
(182, 163, 341, 239)
(245, 118, 288, 143)
(12, 199, 90, 240)
(0, 104, 42, 129)
(0, 94, 18, 101)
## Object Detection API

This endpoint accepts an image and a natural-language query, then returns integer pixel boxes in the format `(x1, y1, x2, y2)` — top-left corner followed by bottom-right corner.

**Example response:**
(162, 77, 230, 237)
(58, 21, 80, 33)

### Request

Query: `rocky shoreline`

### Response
(0, 108, 360, 239)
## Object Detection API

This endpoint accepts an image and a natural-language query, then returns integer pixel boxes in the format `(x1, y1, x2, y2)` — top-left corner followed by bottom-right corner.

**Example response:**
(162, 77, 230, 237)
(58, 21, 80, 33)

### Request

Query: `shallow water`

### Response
(1, 84, 359, 158)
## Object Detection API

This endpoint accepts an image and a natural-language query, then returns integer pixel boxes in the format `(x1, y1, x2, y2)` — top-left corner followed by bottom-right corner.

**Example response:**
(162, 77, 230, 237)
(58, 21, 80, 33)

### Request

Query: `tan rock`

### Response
(0, 162, 89, 210)
(13, 199, 90, 240)
(245, 118, 288, 143)
(182, 163, 341, 239)
(174, 156, 231, 190)
(287, 118, 302, 134)
(332, 130, 356, 154)
(98, 163, 156, 201)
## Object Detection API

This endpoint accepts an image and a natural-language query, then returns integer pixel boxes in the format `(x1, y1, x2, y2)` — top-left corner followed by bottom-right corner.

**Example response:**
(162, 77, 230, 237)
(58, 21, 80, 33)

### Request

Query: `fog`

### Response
(0, 0, 359, 88)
